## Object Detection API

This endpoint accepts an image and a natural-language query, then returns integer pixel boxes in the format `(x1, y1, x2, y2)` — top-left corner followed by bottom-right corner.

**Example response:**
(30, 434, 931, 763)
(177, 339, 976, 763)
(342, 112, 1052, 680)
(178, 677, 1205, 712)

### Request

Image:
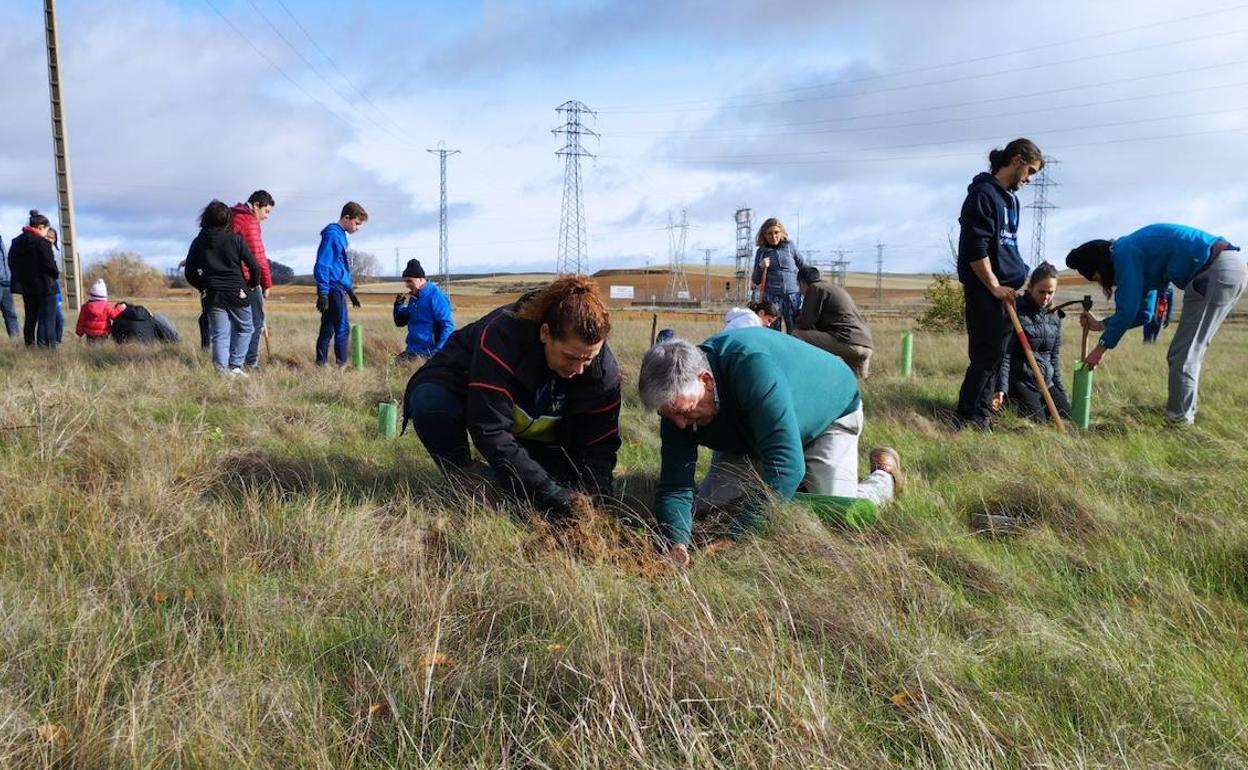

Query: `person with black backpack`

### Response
(183, 200, 260, 377)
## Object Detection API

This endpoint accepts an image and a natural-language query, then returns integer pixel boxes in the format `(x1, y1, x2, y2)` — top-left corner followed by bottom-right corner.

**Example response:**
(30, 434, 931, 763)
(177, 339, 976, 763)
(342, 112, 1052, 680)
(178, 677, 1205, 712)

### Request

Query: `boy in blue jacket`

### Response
(393, 259, 454, 360)
(313, 201, 367, 366)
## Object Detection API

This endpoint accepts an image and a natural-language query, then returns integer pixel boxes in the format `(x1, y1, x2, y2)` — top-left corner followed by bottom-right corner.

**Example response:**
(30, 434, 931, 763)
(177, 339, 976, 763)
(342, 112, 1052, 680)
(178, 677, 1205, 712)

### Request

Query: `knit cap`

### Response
(89, 278, 107, 300)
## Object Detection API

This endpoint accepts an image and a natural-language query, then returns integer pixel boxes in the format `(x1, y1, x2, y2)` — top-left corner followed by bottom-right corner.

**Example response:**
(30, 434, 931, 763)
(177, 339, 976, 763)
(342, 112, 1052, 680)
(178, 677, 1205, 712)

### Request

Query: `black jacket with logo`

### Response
(957, 172, 1028, 290)
(406, 303, 621, 498)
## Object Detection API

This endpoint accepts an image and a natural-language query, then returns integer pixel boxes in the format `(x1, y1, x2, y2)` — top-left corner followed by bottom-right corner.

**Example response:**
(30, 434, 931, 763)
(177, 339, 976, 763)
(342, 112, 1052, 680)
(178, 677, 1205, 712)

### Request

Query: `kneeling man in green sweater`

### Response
(639, 328, 903, 566)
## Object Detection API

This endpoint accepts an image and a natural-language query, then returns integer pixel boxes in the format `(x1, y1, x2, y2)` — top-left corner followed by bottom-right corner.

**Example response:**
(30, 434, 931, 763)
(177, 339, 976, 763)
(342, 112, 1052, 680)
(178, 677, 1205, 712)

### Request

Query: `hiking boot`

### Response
(869, 447, 903, 497)
(228, 367, 250, 379)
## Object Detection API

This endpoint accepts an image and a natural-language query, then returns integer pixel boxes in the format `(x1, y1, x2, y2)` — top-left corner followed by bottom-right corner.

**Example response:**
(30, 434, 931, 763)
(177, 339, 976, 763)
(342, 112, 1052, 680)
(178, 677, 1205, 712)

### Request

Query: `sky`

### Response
(2, 0, 1247, 278)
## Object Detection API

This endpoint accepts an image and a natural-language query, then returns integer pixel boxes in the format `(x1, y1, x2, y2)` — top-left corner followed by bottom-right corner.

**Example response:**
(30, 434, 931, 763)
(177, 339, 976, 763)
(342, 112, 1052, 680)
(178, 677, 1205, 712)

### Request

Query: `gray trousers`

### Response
(1165, 252, 1248, 424)
(695, 404, 894, 514)
(0, 283, 18, 337)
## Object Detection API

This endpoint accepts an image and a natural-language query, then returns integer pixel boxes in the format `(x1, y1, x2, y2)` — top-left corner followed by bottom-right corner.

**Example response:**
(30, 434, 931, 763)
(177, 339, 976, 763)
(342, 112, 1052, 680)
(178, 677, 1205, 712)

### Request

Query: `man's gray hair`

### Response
(638, 338, 710, 411)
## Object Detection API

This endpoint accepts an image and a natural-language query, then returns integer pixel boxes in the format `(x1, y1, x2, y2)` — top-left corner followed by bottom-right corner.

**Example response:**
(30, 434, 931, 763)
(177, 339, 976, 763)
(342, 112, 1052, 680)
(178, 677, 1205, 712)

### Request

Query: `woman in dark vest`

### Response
(992, 262, 1070, 422)
(750, 217, 805, 332)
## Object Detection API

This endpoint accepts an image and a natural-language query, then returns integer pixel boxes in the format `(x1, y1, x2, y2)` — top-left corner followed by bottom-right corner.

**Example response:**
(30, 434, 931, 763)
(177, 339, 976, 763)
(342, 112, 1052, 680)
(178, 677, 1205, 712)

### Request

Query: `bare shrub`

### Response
(84, 251, 166, 297)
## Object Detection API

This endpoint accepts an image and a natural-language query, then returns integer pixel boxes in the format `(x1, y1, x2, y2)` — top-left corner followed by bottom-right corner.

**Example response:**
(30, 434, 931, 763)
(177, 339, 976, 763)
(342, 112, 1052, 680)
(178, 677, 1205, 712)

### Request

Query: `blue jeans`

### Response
(406, 381, 472, 470)
(244, 289, 265, 368)
(765, 291, 802, 333)
(0, 283, 18, 337)
(206, 301, 254, 371)
(316, 288, 349, 365)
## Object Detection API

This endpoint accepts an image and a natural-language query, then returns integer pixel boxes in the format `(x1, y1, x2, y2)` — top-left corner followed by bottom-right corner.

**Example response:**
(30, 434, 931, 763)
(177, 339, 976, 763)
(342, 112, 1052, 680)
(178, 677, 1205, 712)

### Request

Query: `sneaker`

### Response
(869, 447, 904, 497)
(228, 367, 250, 379)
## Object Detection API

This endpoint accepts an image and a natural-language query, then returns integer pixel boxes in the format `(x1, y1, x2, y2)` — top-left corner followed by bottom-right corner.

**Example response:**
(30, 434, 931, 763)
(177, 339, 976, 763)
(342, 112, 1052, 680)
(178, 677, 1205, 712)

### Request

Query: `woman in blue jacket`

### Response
(1067, 223, 1245, 425)
(750, 217, 805, 332)
(992, 262, 1070, 422)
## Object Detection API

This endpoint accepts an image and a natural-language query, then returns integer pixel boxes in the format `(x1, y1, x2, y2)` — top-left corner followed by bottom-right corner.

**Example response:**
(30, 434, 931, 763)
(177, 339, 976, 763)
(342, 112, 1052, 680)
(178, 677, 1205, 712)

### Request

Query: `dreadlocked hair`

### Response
(519, 275, 612, 344)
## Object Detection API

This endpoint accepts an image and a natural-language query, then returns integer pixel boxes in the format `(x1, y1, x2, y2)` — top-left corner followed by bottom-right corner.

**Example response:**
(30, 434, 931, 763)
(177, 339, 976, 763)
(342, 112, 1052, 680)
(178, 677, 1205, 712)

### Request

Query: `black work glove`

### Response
(347, 290, 361, 308)
(535, 482, 578, 520)
(395, 293, 406, 305)
(315, 293, 328, 313)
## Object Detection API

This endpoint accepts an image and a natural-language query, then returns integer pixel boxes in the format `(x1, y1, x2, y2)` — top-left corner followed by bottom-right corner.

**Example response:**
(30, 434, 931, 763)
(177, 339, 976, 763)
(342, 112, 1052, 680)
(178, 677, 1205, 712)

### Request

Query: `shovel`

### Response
(1004, 298, 1067, 433)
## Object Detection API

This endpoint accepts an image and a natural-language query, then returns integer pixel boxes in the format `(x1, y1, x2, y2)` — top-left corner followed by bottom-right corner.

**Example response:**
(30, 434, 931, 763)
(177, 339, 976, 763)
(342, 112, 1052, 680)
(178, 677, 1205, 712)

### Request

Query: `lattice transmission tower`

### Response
(733, 208, 753, 302)
(1026, 156, 1060, 266)
(665, 210, 691, 301)
(426, 142, 460, 288)
(552, 100, 597, 275)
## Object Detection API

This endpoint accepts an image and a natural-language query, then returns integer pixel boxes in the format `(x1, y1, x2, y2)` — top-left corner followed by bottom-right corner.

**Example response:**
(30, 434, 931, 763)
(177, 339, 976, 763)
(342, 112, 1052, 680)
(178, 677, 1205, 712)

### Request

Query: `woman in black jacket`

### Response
(992, 262, 1071, 422)
(183, 200, 260, 376)
(7, 210, 59, 348)
(404, 276, 621, 520)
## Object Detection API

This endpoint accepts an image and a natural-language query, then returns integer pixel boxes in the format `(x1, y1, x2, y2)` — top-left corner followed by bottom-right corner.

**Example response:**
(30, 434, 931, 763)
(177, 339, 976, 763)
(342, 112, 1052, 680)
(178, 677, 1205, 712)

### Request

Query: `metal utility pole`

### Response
(552, 100, 597, 275)
(829, 249, 853, 287)
(699, 248, 715, 305)
(44, 0, 81, 310)
(733, 208, 753, 302)
(1026, 156, 1060, 266)
(426, 142, 460, 289)
(875, 243, 885, 303)
(665, 210, 690, 301)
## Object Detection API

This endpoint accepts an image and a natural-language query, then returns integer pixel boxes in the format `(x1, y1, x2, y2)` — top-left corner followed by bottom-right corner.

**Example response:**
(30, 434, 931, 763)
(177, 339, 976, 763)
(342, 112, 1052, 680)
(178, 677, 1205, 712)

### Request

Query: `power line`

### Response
(671, 105, 1248, 164)
(241, 0, 417, 149)
(199, 0, 410, 149)
(612, 75, 1248, 140)
(603, 24, 1248, 114)
(272, 0, 411, 136)
(601, 3, 1248, 111)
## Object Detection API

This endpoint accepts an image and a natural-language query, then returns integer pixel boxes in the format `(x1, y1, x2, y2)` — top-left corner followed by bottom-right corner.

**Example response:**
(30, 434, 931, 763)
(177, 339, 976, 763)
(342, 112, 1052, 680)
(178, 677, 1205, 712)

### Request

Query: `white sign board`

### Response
(677, 290, 691, 300)
(609, 285, 635, 299)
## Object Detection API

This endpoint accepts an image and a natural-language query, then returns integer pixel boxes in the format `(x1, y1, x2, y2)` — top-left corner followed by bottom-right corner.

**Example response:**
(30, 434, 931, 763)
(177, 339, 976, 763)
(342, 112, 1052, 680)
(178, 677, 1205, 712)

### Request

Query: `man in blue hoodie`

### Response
(313, 201, 367, 366)
(955, 138, 1044, 428)
(393, 258, 454, 361)
(0, 236, 19, 338)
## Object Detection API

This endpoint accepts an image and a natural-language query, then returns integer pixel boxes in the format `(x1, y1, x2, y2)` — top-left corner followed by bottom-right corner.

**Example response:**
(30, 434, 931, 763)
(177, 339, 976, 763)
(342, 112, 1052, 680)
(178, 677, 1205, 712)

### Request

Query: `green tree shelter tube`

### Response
(900, 332, 913, 378)
(350, 324, 364, 370)
(378, 401, 398, 439)
(794, 492, 879, 530)
(1072, 362, 1093, 430)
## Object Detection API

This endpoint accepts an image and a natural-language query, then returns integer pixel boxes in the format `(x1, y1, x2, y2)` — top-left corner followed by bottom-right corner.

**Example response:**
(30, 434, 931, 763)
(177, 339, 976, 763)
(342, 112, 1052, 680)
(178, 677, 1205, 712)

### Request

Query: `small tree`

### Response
(348, 250, 380, 284)
(917, 273, 966, 332)
(269, 260, 295, 285)
(85, 251, 165, 297)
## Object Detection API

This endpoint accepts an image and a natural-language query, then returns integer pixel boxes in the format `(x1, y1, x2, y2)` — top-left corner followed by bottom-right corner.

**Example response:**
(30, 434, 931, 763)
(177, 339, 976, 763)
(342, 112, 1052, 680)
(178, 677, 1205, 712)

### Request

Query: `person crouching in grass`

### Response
(403, 276, 621, 520)
(638, 330, 903, 567)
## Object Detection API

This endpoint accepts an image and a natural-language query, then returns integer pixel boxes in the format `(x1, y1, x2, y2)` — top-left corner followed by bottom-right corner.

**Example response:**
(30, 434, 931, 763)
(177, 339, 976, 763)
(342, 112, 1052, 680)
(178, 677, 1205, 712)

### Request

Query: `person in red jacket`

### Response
(230, 190, 275, 370)
(75, 278, 127, 340)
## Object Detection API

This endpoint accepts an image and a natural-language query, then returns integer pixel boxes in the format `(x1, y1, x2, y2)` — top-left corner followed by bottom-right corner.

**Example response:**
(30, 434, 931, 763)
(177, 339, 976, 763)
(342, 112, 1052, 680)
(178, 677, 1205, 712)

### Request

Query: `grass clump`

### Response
(0, 307, 1245, 768)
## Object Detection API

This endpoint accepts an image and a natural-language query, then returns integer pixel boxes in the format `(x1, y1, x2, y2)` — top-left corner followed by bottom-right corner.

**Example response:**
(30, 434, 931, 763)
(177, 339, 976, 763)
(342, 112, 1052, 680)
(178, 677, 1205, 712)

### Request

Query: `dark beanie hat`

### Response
(1065, 239, 1112, 281)
(797, 265, 821, 284)
(402, 259, 425, 278)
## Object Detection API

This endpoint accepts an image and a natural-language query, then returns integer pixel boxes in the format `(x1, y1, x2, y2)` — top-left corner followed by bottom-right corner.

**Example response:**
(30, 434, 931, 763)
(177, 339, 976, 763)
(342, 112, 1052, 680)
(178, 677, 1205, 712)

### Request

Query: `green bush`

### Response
(918, 273, 965, 331)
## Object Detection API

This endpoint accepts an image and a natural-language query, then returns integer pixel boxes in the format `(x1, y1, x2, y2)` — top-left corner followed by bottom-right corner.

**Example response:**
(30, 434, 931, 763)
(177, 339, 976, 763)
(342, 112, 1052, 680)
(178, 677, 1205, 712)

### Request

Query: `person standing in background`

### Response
(751, 218, 805, 332)
(0, 235, 19, 338)
(313, 202, 367, 366)
(231, 190, 275, 370)
(7, 210, 60, 349)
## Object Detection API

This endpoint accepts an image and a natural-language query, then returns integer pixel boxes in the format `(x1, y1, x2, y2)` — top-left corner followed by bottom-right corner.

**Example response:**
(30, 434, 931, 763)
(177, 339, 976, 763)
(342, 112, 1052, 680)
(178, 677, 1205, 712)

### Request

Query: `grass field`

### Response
(1, 300, 1246, 769)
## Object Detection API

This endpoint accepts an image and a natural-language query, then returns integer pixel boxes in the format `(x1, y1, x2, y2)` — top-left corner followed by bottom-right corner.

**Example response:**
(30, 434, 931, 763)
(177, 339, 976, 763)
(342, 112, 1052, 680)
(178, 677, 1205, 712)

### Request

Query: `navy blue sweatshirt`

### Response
(957, 172, 1028, 290)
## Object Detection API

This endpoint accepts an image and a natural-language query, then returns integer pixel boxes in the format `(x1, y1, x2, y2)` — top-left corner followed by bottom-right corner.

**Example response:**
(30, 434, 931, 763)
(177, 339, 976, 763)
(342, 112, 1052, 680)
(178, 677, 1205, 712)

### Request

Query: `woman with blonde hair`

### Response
(404, 276, 622, 519)
(751, 217, 805, 332)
